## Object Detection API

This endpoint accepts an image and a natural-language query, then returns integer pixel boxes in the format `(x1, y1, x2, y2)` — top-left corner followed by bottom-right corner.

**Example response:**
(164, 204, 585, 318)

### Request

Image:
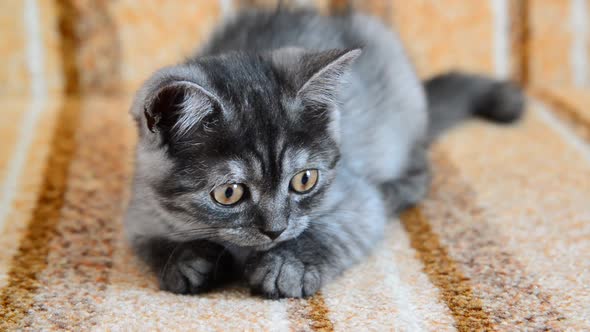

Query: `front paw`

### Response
(158, 243, 231, 294)
(245, 249, 322, 299)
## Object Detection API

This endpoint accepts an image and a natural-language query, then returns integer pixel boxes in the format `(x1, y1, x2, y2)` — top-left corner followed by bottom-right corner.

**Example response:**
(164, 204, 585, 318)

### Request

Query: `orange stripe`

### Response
(330, 0, 350, 13)
(307, 293, 335, 331)
(0, 99, 81, 329)
(56, 0, 121, 95)
(0, 0, 84, 327)
(414, 149, 565, 329)
(509, 0, 530, 85)
(286, 292, 335, 331)
(400, 208, 494, 331)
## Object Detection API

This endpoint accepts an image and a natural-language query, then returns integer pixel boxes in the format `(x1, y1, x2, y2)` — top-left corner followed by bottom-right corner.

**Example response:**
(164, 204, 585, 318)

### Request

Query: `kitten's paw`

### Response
(158, 243, 231, 295)
(245, 250, 322, 299)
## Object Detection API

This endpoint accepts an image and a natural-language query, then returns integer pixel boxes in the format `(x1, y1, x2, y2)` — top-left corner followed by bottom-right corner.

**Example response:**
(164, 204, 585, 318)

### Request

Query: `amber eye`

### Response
(290, 169, 319, 194)
(211, 184, 245, 206)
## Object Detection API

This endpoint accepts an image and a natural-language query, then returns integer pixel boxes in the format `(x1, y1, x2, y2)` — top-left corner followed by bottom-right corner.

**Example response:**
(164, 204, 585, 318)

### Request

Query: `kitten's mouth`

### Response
(221, 233, 290, 251)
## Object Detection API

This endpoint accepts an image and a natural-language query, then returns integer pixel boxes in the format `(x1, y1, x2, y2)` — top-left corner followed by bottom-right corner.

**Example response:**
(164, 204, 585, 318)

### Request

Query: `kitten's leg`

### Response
(133, 238, 234, 294)
(245, 168, 387, 298)
(379, 144, 431, 216)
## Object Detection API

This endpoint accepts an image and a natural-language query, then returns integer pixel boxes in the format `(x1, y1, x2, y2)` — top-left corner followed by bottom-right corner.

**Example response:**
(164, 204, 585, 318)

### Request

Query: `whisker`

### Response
(160, 243, 183, 280)
(167, 229, 219, 241)
(165, 225, 241, 242)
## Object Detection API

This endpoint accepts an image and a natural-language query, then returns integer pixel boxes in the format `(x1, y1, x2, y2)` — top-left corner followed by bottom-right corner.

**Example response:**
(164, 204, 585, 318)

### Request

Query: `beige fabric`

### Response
(2, 0, 590, 330)
(1, 93, 590, 330)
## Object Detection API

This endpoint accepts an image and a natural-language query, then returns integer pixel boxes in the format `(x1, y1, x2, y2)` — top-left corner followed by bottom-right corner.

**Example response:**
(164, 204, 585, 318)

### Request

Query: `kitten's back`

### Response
(199, 9, 354, 55)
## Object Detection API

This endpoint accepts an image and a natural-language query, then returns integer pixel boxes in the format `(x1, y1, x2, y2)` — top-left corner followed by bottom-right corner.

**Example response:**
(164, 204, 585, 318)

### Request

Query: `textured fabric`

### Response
(2, 0, 590, 330)
(0, 91, 589, 330)
(4, 0, 589, 97)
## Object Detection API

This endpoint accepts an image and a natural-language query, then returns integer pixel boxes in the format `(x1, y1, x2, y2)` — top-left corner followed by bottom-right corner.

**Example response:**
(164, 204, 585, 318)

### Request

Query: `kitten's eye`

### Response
(290, 169, 319, 194)
(211, 184, 245, 206)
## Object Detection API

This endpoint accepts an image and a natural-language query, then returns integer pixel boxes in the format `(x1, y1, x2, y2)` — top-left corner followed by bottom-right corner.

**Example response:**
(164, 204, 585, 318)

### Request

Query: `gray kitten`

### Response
(125, 8, 523, 298)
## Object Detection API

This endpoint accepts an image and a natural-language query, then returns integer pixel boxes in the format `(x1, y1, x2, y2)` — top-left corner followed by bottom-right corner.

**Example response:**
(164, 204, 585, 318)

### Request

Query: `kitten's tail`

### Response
(424, 71, 525, 141)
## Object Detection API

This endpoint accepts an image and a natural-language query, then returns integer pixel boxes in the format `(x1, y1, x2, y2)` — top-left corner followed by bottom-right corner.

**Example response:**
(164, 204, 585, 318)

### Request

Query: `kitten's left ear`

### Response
(296, 48, 361, 107)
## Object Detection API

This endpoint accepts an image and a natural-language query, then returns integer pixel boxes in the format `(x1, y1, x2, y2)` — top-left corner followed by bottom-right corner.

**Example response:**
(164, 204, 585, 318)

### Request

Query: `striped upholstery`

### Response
(1, 0, 589, 330)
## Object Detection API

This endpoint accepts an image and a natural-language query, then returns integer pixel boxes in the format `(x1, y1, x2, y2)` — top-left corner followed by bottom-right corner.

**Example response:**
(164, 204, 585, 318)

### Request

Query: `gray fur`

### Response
(425, 71, 525, 140)
(124, 8, 524, 298)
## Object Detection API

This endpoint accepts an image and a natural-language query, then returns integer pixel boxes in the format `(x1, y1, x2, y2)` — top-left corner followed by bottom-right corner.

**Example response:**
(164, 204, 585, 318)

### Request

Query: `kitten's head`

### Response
(131, 48, 360, 250)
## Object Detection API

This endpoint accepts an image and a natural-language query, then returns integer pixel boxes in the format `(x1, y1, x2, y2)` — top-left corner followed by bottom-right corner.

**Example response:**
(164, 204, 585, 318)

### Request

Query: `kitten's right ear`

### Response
(132, 66, 223, 142)
(144, 81, 220, 137)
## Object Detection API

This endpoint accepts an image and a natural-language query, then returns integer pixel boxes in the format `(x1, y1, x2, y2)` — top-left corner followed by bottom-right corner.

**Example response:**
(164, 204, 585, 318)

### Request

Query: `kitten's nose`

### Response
(260, 228, 285, 240)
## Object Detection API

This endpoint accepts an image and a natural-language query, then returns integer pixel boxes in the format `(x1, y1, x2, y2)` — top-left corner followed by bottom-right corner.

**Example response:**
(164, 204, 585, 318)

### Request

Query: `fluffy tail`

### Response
(424, 71, 525, 141)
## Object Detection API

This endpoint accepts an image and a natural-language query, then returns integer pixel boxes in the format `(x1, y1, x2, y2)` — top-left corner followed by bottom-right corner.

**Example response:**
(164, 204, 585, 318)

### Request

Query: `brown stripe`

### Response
(307, 293, 334, 331)
(402, 147, 568, 330)
(400, 208, 494, 331)
(329, 0, 351, 14)
(19, 98, 135, 329)
(0, 99, 81, 328)
(509, 0, 530, 85)
(55, 0, 80, 95)
(287, 292, 335, 331)
(6, 0, 122, 326)
(1, 0, 88, 327)
(236, 0, 333, 13)
(532, 89, 590, 143)
(420, 149, 565, 329)
(56, 0, 121, 95)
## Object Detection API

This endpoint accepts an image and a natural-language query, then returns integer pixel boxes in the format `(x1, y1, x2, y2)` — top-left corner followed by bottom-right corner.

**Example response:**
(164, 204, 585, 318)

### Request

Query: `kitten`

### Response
(124, 8, 524, 298)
